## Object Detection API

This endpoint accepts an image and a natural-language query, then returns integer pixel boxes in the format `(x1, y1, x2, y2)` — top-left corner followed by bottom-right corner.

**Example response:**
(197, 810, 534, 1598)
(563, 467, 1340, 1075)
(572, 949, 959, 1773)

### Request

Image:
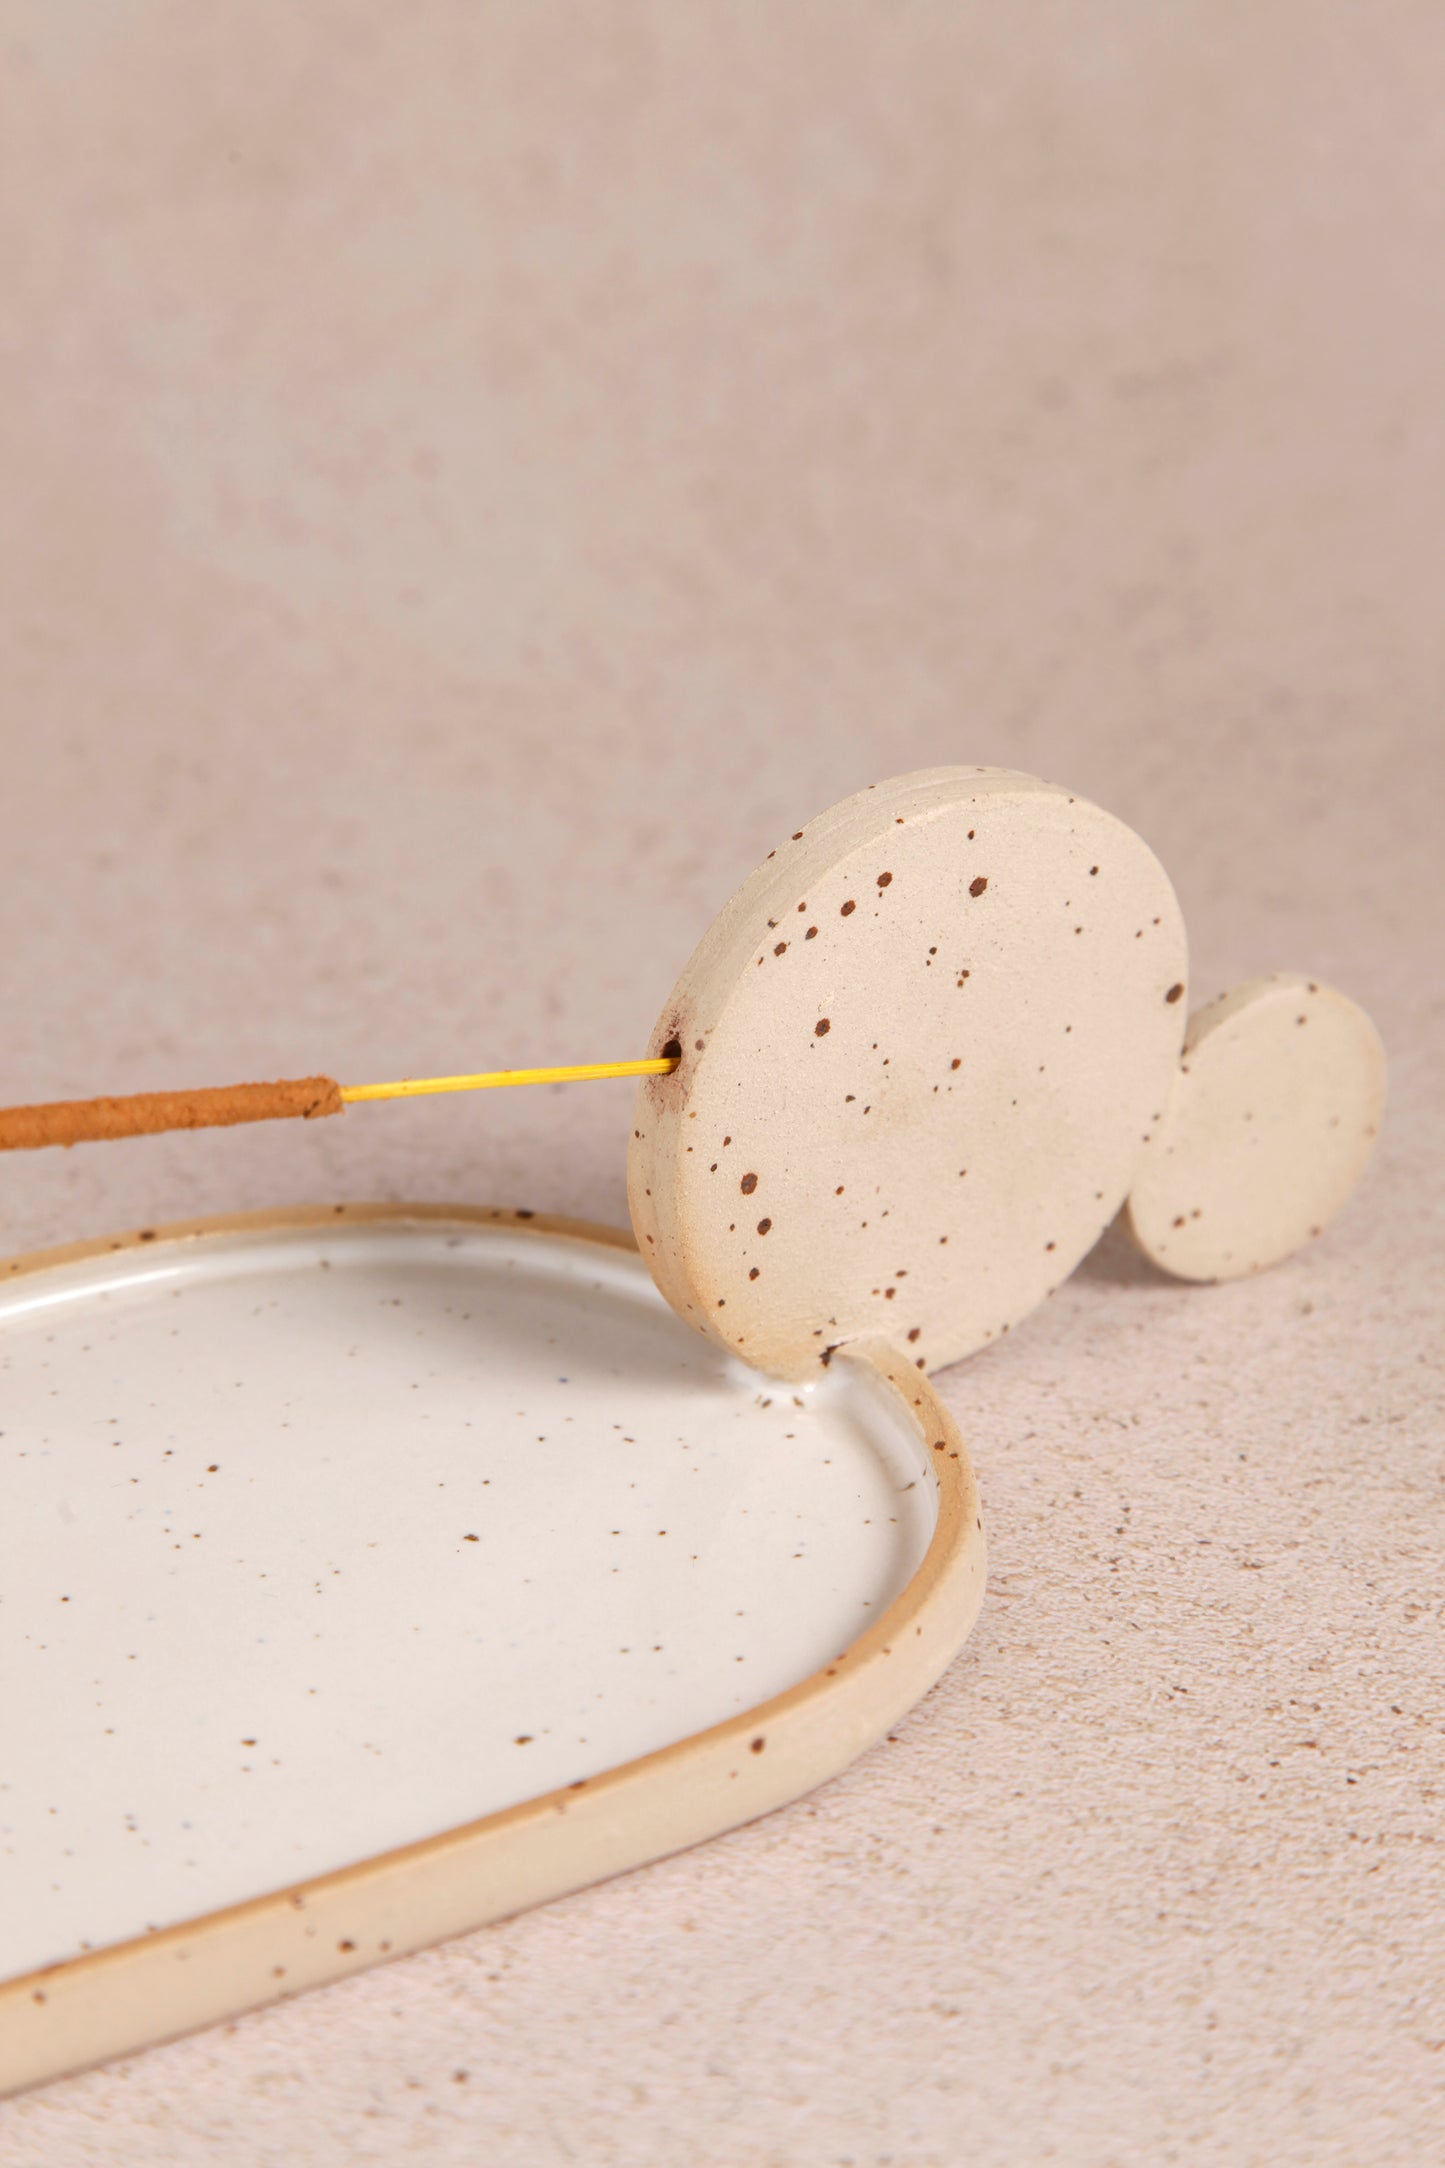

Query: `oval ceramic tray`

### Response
(0, 1206, 984, 2092)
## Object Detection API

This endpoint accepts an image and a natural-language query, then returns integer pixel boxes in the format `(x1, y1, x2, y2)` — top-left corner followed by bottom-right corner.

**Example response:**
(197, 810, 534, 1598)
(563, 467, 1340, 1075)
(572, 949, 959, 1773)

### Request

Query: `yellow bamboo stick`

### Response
(339, 1059, 678, 1102)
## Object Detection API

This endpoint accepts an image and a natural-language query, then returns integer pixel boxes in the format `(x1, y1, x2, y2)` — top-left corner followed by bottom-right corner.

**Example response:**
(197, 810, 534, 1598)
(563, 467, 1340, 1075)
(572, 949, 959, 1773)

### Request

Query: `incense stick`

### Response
(0, 1059, 679, 1153)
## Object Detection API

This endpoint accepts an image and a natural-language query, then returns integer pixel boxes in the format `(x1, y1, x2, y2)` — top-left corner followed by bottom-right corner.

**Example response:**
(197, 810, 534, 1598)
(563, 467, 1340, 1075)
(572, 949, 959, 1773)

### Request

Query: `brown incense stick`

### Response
(0, 1078, 345, 1152)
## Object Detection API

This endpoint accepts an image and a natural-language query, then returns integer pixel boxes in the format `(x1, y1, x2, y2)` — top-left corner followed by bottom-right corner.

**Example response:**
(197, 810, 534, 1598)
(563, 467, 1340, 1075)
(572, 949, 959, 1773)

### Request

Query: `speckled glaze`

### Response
(0, 1207, 985, 2095)
(629, 767, 1191, 1378)
(1125, 974, 1387, 1280)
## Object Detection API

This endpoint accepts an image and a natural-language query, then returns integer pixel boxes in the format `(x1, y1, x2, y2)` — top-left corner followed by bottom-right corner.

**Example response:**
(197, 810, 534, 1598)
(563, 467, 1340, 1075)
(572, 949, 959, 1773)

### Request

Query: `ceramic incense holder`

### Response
(0, 766, 1385, 2093)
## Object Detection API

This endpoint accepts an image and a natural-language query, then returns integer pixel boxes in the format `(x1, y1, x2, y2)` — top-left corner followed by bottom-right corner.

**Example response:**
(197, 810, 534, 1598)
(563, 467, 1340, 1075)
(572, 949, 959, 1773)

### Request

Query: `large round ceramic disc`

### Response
(628, 767, 1189, 1379)
(1125, 974, 1386, 1280)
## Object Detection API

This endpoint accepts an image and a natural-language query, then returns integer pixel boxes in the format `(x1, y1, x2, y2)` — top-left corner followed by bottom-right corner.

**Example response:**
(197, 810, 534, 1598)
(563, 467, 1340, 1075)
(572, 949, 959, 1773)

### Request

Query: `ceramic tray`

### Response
(0, 1205, 983, 2092)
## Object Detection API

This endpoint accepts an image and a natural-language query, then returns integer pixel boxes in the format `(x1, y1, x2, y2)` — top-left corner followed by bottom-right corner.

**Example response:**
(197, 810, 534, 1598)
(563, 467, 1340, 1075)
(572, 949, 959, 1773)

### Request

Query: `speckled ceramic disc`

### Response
(628, 767, 1190, 1379)
(1125, 974, 1386, 1281)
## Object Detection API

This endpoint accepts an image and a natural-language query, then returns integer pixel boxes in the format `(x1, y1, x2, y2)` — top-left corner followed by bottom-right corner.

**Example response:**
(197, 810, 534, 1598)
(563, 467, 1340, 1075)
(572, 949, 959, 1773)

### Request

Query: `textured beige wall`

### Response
(1, 6, 1442, 2163)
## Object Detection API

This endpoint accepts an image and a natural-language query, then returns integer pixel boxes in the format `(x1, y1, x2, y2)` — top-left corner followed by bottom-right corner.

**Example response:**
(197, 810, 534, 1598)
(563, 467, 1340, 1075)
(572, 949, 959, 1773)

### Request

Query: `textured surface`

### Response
(0, 4, 1441, 2162)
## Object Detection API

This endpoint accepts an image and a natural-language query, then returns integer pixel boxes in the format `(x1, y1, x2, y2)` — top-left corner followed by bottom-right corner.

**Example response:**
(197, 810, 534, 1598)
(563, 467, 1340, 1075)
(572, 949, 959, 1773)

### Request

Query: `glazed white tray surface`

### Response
(2, 1214, 937, 1985)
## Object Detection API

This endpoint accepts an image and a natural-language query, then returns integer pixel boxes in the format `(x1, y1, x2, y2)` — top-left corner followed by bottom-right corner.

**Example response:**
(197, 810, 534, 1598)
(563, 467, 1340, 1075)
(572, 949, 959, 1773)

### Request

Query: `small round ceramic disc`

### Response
(1125, 974, 1386, 1281)
(628, 767, 1189, 1379)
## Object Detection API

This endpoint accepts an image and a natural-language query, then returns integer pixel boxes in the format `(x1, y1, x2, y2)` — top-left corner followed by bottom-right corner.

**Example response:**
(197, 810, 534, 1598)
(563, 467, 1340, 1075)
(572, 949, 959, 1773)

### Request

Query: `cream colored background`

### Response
(1, 5, 1442, 2163)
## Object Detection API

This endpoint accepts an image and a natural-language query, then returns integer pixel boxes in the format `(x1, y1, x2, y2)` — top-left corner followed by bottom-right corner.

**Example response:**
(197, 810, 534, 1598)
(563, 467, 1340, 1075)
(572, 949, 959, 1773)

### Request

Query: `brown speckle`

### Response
(815, 1018, 831, 1036)
(840, 900, 856, 916)
(749, 1266, 760, 1279)
(751, 1736, 766, 1753)
(969, 876, 988, 898)
(1165, 984, 1184, 1005)
(774, 941, 788, 956)
(740, 1172, 758, 1194)
(515, 1734, 533, 1745)
(877, 871, 892, 888)
(805, 926, 818, 939)
(757, 1218, 772, 1235)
